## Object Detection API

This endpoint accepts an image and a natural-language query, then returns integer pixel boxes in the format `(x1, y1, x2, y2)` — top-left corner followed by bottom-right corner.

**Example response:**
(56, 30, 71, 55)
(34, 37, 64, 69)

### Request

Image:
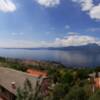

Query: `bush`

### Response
(64, 86, 88, 100)
(89, 89, 100, 100)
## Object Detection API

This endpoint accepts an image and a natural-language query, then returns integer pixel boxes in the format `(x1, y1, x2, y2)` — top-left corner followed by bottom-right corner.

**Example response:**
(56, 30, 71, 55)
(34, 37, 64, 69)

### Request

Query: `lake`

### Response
(0, 49, 100, 67)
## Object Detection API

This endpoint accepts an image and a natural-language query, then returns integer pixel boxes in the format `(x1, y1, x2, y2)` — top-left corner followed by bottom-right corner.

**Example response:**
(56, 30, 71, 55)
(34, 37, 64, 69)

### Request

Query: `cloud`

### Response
(0, 0, 16, 13)
(41, 33, 100, 47)
(89, 4, 100, 20)
(53, 35, 98, 47)
(72, 0, 100, 20)
(0, 39, 46, 48)
(72, 0, 94, 11)
(67, 32, 79, 35)
(1, 32, 100, 48)
(35, 0, 60, 7)
(0, 34, 100, 48)
(80, 0, 93, 11)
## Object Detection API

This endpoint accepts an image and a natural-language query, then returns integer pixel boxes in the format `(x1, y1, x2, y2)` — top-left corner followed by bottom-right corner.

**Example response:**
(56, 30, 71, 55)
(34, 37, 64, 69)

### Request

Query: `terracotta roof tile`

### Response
(27, 69, 48, 78)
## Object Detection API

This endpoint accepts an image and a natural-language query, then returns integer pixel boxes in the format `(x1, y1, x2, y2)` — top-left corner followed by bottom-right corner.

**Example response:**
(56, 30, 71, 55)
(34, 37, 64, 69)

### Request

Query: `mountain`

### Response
(30, 43, 100, 53)
(5, 43, 100, 53)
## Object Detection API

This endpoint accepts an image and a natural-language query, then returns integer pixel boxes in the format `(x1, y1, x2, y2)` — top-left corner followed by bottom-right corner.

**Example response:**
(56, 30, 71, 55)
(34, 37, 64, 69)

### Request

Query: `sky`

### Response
(0, 0, 100, 48)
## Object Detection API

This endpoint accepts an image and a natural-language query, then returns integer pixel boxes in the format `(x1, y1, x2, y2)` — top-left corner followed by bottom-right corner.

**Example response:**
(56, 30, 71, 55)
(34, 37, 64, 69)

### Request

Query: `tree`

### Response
(89, 89, 100, 100)
(16, 79, 42, 100)
(64, 86, 88, 100)
(51, 83, 69, 100)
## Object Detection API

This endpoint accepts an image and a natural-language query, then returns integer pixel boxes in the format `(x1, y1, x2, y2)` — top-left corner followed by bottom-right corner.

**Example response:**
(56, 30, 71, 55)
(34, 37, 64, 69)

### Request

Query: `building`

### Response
(89, 72, 100, 93)
(95, 78, 100, 88)
(27, 69, 48, 78)
(0, 67, 49, 100)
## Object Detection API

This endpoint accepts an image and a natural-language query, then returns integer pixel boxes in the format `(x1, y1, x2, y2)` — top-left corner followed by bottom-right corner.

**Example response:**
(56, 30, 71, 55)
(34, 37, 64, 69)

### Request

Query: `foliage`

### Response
(16, 79, 42, 100)
(0, 57, 100, 100)
(16, 79, 34, 100)
(89, 89, 100, 100)
(64, 86, 88, 100)
(51, 83, 69, 100)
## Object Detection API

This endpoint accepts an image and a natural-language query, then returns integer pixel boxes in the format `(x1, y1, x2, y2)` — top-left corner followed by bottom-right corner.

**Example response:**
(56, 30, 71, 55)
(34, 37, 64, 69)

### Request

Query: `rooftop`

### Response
(0, 67, 44, 95)
(27, 69, 48, 78)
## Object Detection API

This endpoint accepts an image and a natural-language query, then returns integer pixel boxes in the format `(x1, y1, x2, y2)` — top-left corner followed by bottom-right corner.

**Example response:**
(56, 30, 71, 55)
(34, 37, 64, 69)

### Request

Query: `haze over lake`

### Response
(0, 49, 100, 67)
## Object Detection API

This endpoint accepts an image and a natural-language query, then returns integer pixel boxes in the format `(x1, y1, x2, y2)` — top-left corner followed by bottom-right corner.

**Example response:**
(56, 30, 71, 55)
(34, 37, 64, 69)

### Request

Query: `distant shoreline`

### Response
(1, 43, 100, 54)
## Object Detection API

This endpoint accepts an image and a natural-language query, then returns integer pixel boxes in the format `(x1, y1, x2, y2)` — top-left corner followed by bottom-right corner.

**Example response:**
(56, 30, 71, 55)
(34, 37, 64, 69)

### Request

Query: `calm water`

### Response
(0, 49, 100, 67)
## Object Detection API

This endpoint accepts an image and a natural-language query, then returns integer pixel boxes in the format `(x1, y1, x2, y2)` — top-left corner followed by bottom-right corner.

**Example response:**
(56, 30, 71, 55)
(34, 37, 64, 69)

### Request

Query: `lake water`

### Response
(0, 49, 100, 67)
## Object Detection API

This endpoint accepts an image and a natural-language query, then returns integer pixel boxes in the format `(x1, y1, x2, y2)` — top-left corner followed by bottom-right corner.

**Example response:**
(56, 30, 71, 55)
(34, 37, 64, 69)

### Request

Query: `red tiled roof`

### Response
(27, 69, 48, 78)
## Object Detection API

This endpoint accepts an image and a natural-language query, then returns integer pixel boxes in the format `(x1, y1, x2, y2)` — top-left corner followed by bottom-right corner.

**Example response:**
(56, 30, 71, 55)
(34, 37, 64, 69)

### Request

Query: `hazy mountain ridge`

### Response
(30, 43, 100, 53)
(3, 43, 100, 53)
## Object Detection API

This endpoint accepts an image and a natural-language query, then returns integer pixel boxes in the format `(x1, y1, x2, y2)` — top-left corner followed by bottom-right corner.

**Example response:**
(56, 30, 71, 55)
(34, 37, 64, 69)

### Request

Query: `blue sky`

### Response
(0, 0, 100, 48)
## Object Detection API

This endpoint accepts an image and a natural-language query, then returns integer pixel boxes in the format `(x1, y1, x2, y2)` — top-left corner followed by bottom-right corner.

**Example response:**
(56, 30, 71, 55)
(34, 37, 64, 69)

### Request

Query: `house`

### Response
(89, 72, 100, 93)
(27, 69, 51, 96)
(0, 67, 49, 100)
(95, 78, 100, 88)
(27, 69, 48, 78)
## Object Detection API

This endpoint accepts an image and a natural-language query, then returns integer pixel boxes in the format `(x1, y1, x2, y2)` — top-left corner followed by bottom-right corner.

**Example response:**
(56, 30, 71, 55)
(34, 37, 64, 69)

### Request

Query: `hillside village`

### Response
(0, 57, 99, 100)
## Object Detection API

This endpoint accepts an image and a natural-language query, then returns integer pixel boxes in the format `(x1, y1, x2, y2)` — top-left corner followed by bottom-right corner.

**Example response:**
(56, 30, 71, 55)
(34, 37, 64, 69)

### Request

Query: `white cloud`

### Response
(67, 32, 79, 35)
(80, 0, 93, 11)
(41, 33, 100, 47)
(0, 39, 47, 48)
(35, 0, 60, 7)
(72, 0, 94, 11)
(0, 0, 16, 13)
(53, 35, 98, 47)
(72, 0, 100, 20)
(89, 4, 100, 20)
(1, 32, 100, 48)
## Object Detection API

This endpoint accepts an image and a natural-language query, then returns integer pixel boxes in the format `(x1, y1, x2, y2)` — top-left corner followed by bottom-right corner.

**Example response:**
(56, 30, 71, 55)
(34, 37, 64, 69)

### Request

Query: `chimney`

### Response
(11, 82, 16, 89)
